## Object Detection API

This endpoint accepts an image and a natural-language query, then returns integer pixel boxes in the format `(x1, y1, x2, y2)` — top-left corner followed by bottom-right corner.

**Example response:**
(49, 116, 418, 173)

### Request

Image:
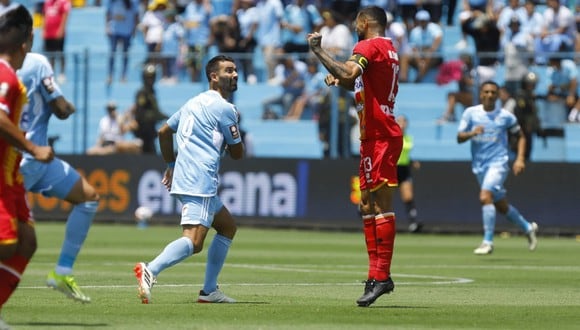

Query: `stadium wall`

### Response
(29, 155, 579, 235)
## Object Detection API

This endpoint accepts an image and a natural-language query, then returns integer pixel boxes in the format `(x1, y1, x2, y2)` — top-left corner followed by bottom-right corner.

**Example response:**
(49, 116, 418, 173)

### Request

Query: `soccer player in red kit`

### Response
(0, 5, 54, 328)
(307, 6, 402, 307)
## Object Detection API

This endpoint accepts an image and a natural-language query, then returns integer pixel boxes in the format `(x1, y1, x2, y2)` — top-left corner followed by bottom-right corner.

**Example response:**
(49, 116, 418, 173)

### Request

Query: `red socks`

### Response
(0, 254, 30, 308)
(363, 215, 377, 280)
(363, 213, 396, 282)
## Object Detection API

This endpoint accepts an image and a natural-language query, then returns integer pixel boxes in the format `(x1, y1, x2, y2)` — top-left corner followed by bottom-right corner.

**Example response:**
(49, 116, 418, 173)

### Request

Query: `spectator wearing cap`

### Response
(87, 102, 143, 155)
(408, 10, 443, 83)
(140, 0, 168, 65)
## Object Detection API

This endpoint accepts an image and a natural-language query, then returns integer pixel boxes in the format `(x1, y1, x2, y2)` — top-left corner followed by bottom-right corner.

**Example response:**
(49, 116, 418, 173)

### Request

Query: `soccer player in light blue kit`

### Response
(457, 81, 538, 255)
(134, 55, 244, 304)
(18, 52, 99, 302)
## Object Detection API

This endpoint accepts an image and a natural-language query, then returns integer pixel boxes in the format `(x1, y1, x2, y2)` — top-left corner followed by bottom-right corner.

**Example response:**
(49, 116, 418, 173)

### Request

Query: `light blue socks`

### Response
(202, 234, 232, 294)
(505, 205, 532, 232)
(56, 201, 98, 275)
(148, 236, 194, 276)
(482, 204, 496, 244)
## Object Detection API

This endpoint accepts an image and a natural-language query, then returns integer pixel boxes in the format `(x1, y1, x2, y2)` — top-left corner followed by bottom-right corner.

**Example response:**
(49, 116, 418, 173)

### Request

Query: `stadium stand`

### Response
(27, 4, 579, 162)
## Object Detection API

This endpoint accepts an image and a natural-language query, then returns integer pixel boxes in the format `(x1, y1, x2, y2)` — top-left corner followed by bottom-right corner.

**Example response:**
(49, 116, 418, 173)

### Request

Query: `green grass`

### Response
(4, 223, 580, 329)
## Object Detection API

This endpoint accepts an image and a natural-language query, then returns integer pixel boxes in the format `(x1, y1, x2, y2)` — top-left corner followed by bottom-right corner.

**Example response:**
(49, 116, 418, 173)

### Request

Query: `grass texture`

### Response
(4, 222, 580, 329)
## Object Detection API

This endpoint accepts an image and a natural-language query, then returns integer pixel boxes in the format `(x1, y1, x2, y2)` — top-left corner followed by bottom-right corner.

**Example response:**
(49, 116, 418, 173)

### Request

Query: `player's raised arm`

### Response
(307, 32, 361, 90)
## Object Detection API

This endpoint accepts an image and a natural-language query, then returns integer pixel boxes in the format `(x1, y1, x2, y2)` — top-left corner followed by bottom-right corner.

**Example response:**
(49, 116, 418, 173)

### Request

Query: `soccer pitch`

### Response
(4, 222, 579, 329)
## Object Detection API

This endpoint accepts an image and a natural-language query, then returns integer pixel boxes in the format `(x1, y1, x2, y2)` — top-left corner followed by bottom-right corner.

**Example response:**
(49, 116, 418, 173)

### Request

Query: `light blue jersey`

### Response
(18, 53, 62, 152)
(458, 104, 520, 174)
(167, 90, 241, 197)
(18, 53, 81, 197)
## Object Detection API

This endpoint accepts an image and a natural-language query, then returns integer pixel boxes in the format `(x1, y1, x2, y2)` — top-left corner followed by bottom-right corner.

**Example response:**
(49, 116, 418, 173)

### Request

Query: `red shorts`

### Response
(0, 184, 32, 245)
(359, 137, 403, 192)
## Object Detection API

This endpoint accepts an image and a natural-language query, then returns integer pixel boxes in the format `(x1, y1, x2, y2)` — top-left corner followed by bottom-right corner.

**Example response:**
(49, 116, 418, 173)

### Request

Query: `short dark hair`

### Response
(0, 5, 32, 53)
(205, 55, 235, 81)
(358, 6, 387, 29)
(480, 80, 499, 91)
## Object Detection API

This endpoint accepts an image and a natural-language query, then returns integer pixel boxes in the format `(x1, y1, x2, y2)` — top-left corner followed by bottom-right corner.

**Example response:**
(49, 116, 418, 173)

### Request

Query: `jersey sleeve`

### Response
(507, 111, 521, 134)
(350, 42, 370, 71)
(37, 57, 62, 103)
(166, 108, 182, 131)
(457, 108, 472, 133)
(220, 104, 241, 145)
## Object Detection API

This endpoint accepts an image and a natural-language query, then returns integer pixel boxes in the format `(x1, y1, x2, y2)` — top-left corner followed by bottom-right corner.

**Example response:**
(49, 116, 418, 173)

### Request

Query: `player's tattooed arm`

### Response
(307, 32, 361, 90)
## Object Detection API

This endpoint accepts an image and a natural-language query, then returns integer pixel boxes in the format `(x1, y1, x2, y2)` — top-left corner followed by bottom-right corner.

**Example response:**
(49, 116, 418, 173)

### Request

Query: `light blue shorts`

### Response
(20, 157, 81, 199)
(476, 164, 508, 202)
(176, 194, 223, 228)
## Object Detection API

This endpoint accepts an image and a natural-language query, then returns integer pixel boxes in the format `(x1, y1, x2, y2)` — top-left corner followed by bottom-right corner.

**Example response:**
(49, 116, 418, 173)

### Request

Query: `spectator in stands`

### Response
(454, 0, 493, 50)
(284, 58, 328, 120)
(87, 102, 143, 155)
(262, 55, 307, 119)
(457, 81, 538, 255)
(235, 0, 259, 83)
(496, 0, 521, 41)
(395, 115, 422, 233)
(512, 71, 540, 160)
(407, 10, 443, 83)
(43, 0, 71, 84)
(546, 55, 580, 124)
(140, 0, 167, 65)
(439, 53, 475, 122)
(106, 0, 139, 85)
(536, 0, 575, 64)
(385, 11, 410, 83)
(461, 10, 501, 84)
(211, 14, 239, 54)
(517, 0, 543, 43)
(502, 15, 534, 96)
(128, 63, 169, 153)
(445, 0, 459, 26)
(255, 0, 284, 81)
(422, 0, 444, 24)
(160, 8, 185, 84)
(319, 9, 353, 61)
(280, 0, 324, 59)
(396, 0, 421, 32)
(329, 0, 360, 23)
(182, 0, 212, 82)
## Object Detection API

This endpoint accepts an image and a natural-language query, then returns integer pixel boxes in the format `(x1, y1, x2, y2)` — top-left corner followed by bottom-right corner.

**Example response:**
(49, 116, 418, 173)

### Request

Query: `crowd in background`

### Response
(32, 0, 580, 158)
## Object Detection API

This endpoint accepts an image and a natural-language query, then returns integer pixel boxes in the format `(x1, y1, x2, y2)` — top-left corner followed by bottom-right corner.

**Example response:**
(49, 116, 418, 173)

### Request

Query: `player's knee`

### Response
(192, 239, 204, 254)
(359, 201, 373, 215)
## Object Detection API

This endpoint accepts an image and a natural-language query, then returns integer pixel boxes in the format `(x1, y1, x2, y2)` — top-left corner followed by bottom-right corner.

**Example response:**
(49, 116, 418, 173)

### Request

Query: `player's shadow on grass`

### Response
(15, 322, 108, 327)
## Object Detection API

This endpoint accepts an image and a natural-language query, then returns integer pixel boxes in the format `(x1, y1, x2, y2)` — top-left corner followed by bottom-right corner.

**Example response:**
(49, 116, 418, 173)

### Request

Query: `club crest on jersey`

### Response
(0, 82, 9, 98)
(229, 125, 240, 139)
(42, 77, 55, 93)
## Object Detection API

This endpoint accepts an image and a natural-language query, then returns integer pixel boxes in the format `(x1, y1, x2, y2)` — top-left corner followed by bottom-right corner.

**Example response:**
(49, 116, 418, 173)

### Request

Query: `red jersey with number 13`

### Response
(351, 37, 401, 140)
